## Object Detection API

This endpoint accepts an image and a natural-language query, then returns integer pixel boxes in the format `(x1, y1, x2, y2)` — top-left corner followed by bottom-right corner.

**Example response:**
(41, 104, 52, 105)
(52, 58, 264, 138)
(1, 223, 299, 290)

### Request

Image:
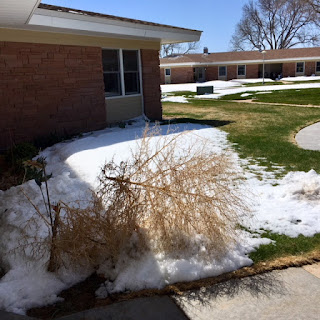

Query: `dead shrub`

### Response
(45, 197, 148, 271)
(19, 124, 248, 272)
(98, 125, 248, 260)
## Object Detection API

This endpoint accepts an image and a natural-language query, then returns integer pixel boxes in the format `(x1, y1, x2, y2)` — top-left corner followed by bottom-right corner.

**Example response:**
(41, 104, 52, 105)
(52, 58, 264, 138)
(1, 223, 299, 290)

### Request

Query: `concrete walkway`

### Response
(175, 264, 320, 320)
(1, 264, 320, 319)
(295, 122, 320, 151)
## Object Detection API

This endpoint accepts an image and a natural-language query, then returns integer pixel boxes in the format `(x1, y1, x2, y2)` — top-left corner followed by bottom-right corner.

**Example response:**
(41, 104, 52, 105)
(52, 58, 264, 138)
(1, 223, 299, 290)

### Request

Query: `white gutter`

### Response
(160, 56, 320, 68)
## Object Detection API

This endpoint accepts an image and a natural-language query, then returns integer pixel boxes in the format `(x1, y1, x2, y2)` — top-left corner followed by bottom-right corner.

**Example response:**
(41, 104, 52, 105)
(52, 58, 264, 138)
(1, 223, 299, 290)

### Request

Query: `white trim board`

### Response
(28, 8, 201, 44)
(0, 0, 41, 25)
(160, 56, 320, 68)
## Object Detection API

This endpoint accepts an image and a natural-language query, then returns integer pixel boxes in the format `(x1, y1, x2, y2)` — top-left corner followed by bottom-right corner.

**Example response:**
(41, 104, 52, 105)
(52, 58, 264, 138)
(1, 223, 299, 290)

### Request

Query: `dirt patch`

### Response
(27, 273, 107, 319)
(0, 155, 24, 191)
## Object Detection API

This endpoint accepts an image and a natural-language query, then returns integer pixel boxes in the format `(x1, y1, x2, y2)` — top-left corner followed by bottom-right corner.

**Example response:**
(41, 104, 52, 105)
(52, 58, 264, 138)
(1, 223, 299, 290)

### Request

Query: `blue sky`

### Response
(42, 0, 248, 53)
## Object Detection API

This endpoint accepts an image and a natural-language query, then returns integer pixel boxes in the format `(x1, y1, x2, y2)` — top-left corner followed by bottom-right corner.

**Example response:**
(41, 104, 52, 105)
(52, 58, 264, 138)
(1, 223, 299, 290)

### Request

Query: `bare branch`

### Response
(161, 41, 199, 57)
(230, 0, 320, 50)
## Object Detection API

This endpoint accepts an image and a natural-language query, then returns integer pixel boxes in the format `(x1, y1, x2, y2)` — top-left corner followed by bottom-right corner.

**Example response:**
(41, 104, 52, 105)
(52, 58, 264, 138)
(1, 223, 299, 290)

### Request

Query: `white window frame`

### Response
(218, 66, 227, 78)
(237, 64, 246, 77)
(103, 48, 142, 99)
(296, 61, 305, 75)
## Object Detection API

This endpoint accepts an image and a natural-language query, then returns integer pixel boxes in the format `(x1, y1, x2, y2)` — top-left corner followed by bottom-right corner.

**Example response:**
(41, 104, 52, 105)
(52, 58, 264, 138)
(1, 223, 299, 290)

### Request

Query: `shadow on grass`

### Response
(162, 118, 234, 128)
(175, 271, 285, 307)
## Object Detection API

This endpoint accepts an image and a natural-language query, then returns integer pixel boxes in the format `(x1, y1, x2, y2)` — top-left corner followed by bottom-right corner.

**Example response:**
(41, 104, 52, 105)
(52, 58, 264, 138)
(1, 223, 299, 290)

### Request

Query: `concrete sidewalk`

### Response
(175, 264, 320, 320)
(295, 122, 320, 151)
(1, 264, 320, 320)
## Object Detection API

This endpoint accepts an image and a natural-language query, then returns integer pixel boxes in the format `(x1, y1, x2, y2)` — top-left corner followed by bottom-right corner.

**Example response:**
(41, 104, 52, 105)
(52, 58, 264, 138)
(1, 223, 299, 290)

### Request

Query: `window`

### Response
(219, 66, 227, 77)
(102, 49, 141, 97)
(296, 62, 304, 73)
(123, 50, 140, 95)
(102, 50, 121, 97)
(165, 68, 171, 76)
(316, 62, 320, 73)
(238, 65, 246, 76)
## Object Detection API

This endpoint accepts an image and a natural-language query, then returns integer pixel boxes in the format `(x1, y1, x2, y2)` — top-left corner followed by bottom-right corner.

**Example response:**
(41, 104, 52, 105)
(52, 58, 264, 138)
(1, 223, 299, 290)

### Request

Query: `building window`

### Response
(102, 50, 121, 97)
(296, 62, 305, 73)
(238, 65, 246, 76)
(123, 50, 140, 95)
(219, 66, 227, 77)
(316, 62, 320, 73)
(102, 49, 141, 97)
(165, 68, 171, 76)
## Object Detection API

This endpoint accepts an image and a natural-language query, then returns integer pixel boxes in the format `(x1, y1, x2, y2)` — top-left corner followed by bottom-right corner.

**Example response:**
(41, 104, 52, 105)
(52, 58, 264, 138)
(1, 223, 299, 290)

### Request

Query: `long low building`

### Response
(160, 47, 320, 84)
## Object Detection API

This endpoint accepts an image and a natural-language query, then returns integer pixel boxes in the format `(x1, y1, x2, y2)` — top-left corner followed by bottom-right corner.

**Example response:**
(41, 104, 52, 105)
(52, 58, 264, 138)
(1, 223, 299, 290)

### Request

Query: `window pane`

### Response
(238, 65, 246, 76)
(124, 72, 140, 95)
(123, 50, 138, 72)
(165, 69, 171, 76)
(296, 62, 304, 73)
(104, 73, 121, 97)
(316, 62, 320, 72)
(219, 66, 226, 76)
(102, 50, 119, 72)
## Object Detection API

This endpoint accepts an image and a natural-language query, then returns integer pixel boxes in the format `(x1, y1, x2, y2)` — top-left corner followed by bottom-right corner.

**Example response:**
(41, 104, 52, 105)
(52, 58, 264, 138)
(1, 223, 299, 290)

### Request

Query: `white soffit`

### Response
(0, 0, 41, 25)
(28, 8, 201, 44)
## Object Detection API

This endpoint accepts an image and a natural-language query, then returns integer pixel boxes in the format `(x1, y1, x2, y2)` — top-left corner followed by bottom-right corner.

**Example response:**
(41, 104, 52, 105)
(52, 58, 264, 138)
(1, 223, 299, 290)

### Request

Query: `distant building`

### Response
(160, 47, 320, 84)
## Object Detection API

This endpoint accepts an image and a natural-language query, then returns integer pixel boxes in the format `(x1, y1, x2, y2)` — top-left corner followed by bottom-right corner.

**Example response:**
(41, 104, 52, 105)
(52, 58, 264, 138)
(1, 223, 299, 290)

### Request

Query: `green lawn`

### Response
(243, 80, 320, 87)
(165, 91, 197, 98)
(163, 97, 320, 263)
(220, 88, 320, 105)
(163, 98, 320, 174)
(243, 82, 284, 87)
(249, 231, 320, 263)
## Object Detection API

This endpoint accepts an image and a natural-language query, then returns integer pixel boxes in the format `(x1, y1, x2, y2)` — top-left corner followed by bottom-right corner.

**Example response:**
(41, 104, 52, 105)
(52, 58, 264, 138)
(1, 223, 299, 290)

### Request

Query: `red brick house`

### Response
(0, 1, 201, 150)
(160, 47, 320, 84)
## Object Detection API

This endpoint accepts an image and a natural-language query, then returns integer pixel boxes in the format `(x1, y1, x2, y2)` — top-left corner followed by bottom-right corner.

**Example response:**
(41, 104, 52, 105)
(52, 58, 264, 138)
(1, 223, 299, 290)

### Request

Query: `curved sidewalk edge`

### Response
(296, 122, 320, 151)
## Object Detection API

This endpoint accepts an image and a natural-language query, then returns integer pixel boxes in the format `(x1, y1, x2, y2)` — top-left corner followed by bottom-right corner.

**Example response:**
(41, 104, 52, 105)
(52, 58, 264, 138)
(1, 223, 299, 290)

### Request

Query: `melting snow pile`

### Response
(161, 95, 189, 103)
(0, 121, 320, 314)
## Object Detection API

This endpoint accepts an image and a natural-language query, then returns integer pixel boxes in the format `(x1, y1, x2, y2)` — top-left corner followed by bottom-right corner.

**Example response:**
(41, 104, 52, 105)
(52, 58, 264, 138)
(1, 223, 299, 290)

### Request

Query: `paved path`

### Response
(295, 122, 320, 151)
(175, 264, 320, 320)
(1, 264, 320, 319)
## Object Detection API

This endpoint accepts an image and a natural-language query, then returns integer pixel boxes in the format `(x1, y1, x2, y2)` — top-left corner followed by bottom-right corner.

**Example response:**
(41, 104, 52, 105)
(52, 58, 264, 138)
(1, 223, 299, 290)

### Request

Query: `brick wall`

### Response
(0, 41, 106, 150)
(160, 68, 165, 84)
(246, 64, 259, 78)
(206, 66, 218, 81)
(305, 61, 315, 76)
(283, 63, 296, 77)
(227, 65, 237, 80)
(141, 49, 162, 120)
(171, 67, 194, 84)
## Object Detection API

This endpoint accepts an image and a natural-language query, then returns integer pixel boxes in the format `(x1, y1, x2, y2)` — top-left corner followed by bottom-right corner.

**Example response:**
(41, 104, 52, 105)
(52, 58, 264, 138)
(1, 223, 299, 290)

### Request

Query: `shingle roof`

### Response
(160, 47, 320, 65)
(38, 3, 201, 33)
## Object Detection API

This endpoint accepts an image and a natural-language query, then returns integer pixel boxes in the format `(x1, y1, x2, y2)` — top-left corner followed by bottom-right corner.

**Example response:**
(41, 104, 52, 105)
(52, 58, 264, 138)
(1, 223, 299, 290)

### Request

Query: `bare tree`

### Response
(304, 0, 320, 27)
(230, 0, 319, 51)
(161, 41, 199, 57)
(306, 0, 320, 12)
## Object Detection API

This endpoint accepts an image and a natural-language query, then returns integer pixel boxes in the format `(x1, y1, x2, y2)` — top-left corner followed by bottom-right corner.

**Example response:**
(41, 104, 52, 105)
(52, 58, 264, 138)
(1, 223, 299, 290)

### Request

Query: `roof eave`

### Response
(0, 0, 41, 26)
(27, 8, 201, 44)
(160, 56, 320, 67)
